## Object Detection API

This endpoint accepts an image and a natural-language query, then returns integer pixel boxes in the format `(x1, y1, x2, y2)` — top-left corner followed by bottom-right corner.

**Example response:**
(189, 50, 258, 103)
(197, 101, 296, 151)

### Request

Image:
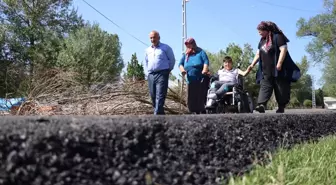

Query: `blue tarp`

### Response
(0, 98, 25, 111)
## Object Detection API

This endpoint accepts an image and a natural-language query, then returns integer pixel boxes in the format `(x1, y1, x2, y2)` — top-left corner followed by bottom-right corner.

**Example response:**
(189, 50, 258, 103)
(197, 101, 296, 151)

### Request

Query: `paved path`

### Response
(0, 112, 335, 185)
(263, 108, 334, 114)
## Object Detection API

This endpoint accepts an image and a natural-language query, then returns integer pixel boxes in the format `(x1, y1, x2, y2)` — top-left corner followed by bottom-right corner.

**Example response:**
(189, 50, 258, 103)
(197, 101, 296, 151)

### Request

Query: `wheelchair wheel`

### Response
(248, 94, 254, 113)
(247, 93, 254, 113)
(206, 108, 216, 114)
(205, 102, 225, 114)
(237, 92, 253, 113)
(237, 101, 243, 113)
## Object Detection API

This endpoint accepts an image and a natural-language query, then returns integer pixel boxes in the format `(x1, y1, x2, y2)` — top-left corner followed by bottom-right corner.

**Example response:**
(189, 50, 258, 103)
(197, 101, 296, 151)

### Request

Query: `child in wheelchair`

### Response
(206, 56, 252, 108)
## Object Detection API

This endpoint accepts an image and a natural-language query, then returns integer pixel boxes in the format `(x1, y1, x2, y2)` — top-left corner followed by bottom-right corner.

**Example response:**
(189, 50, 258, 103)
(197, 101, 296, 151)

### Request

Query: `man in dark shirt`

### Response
(249, 21, 291, 113)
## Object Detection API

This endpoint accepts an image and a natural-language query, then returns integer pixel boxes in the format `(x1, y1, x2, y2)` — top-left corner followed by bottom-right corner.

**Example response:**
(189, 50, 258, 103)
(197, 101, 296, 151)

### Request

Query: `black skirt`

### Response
(186, 77, 210, 113)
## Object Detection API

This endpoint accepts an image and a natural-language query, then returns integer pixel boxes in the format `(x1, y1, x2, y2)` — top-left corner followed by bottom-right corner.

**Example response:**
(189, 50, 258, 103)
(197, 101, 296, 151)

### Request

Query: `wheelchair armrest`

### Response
(210, 74, 219, 83)
(234, 83, 243, 88)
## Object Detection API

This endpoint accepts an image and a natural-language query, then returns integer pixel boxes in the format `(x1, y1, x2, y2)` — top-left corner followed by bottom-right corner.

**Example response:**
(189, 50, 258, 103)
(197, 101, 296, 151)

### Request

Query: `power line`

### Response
(81, 0, 148, 47)
(253, 0, 320, 13)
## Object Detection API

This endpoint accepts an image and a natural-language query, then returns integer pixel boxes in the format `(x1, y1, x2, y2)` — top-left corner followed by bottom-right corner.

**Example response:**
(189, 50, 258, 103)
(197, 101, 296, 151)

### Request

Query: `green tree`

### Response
(206, 49, 226, 73)
(291, 56, 312, 105)
(57, 23, 124, 88)
(303, 99, 312, 108)
(169, 73, 177, 81)
(126, 53, 145, 81)
(296, 0, 336, 97)
(0, 0, 83, 70)
(224, 43, 243, 64)
(288, 97, 301, 108)
(207, 43, 254, 71)
(322, 84, 336, 97)
(0, 0, 84, 96)
(315, 88, 324, 107)
(239, 44, 259, 93)
(0, 25, 17, 97)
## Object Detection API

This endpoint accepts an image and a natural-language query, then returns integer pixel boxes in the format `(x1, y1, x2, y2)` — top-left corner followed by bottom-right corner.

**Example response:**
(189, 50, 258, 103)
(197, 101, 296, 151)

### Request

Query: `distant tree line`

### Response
(1, 0, 334, 110)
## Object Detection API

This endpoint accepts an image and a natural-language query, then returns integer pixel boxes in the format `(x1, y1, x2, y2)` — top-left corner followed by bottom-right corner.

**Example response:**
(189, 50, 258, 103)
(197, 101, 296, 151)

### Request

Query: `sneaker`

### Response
(255, 104, 265, 113)
(206, 99, 214, 107)
(208, 93, 217, 99)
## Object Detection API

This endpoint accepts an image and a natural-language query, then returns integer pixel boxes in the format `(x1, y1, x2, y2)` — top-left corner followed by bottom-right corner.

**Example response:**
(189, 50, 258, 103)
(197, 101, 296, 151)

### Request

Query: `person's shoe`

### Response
(255, 104, 265, 113)
(208, 93, 217, 99)
(276, 106, 285, 113)
(206, 99, 214, 108)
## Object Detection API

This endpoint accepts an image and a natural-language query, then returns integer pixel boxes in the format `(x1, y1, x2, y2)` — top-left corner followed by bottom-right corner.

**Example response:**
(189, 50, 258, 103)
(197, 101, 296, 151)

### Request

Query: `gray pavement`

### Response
(263, 108, 334, 114)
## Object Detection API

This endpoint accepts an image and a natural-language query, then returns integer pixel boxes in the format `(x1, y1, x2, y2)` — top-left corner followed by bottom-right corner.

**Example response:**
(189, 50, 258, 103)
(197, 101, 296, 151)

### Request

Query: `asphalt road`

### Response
(0, 108, 334, 117)
(0, 111, 335, 185)
(263, 108, 334, 114)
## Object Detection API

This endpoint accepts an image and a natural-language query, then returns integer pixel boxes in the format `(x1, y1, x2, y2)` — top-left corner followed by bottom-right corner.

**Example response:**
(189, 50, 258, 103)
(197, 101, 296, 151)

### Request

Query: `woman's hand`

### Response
(276, 63, 282, 71)
(247, 65, 253, 72)
(179, 65, 187, 76)
(249, 64, 254, 69)
(202, 70, 211, 76)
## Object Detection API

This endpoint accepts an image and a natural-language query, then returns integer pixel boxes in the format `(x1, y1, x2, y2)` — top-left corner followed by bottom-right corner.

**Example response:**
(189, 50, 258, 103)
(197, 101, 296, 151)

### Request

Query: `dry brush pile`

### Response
(9, 69, 189, 116)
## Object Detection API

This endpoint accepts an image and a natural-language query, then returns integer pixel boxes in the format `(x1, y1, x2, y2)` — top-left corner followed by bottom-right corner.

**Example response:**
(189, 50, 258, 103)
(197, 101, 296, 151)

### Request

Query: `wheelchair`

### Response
(205, 63, 254, 114)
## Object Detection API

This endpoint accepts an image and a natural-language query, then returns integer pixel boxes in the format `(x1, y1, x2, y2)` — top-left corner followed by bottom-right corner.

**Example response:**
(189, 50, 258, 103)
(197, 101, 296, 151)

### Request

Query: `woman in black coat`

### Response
(249, 21, 301, 113)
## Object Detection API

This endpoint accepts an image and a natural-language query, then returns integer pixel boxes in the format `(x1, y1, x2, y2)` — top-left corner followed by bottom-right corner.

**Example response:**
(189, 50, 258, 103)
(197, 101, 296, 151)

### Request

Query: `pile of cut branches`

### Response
(10, 70, 189, 115)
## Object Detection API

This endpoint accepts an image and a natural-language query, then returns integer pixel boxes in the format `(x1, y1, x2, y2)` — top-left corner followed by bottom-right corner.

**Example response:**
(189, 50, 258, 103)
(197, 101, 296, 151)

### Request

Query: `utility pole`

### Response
(182, 0, 188, 53)
(312, 75, 316, 109)
(180, 0, 188, 114)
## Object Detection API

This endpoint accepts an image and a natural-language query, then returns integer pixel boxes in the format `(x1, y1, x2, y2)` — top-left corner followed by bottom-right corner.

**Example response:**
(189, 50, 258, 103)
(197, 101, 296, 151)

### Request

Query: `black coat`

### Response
(255, 33, 301, 84)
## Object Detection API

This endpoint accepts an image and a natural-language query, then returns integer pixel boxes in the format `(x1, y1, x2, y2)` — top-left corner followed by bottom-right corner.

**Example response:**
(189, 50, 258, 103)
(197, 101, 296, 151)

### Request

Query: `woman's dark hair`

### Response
(257, 21, 290, 42)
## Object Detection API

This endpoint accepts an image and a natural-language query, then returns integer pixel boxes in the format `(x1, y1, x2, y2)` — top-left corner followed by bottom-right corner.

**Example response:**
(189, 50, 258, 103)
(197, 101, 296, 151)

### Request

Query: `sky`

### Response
(72, 0, 325, 88)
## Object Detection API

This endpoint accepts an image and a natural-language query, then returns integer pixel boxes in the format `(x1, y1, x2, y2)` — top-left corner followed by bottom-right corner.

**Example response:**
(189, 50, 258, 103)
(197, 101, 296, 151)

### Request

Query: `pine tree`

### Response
(126, 53, 145, 81)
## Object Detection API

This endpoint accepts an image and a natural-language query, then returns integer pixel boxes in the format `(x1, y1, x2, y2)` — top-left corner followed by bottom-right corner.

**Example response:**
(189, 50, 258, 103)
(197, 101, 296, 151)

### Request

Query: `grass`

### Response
(227, 135, 336, 185)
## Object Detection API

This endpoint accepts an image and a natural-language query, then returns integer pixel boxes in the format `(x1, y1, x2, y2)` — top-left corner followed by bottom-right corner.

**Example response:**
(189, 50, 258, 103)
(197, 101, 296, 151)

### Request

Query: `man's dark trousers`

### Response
(148, 69, 170, 115)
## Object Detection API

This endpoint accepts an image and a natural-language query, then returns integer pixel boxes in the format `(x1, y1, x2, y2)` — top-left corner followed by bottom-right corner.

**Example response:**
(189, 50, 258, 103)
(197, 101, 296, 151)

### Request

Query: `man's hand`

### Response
(202, 69, 208, 75)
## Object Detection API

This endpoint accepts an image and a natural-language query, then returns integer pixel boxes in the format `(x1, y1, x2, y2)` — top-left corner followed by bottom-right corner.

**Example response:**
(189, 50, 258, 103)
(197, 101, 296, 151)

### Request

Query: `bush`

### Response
(288, 97, 301, 108)
(303, 99, 312, 108)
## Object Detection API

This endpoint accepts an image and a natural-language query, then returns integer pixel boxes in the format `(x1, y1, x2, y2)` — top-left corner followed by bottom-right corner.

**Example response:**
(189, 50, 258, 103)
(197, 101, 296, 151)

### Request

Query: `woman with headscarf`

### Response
(178, 38, 210, 114)
(249, 21, 301, 113)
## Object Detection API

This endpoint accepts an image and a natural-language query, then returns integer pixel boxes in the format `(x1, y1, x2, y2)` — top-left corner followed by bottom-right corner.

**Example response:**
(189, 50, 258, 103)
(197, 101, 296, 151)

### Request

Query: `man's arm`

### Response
(165, 45, 176, 71)
(145, 50, 149, 69)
